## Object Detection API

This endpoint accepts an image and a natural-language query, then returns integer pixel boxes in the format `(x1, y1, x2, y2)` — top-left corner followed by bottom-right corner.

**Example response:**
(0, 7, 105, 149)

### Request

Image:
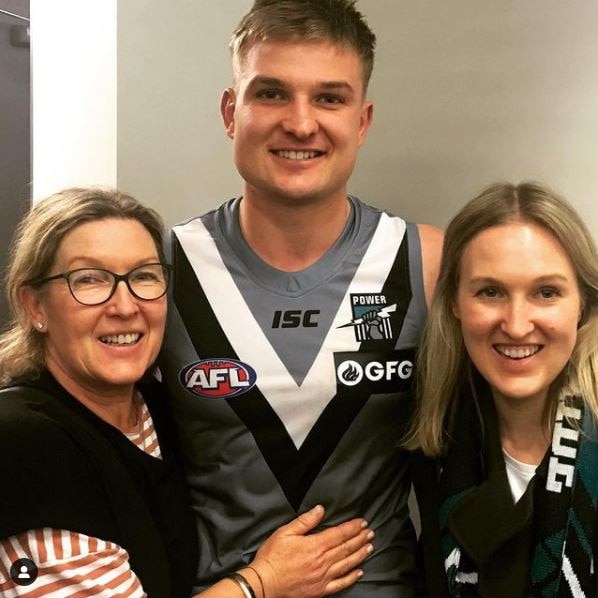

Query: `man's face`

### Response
(221, 39, 373, 207)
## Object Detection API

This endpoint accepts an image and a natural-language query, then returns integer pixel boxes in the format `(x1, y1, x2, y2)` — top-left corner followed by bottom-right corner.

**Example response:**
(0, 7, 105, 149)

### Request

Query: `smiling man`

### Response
(160, 1, 442, 596)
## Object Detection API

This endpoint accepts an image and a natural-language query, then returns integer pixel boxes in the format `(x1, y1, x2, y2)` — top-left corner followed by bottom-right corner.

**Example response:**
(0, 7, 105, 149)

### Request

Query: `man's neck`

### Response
(238, 192, 352, 272)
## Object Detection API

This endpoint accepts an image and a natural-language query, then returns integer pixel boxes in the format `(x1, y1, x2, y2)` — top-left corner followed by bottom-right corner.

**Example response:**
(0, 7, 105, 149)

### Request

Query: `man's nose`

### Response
(281, 98, 319, 139)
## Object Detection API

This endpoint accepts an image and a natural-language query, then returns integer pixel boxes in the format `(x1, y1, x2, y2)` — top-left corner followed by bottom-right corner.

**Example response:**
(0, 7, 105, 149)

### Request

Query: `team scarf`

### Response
(439, 383, 598, 598)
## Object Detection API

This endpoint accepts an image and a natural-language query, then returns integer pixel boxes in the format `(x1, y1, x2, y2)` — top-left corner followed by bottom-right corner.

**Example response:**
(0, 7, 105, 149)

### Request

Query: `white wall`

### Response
(359, 1, 598, 230)
(117, 1, 251, 221)
(31, 0, 117, 200)
(33, 1, 598, 234)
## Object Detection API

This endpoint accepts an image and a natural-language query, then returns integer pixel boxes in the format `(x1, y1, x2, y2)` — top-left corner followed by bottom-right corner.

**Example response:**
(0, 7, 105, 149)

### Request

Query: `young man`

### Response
(161, 1, 442, 595)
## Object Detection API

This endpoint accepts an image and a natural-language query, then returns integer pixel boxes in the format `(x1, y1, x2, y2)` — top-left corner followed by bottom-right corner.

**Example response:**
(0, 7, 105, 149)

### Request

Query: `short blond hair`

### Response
(230, 0, 376, 92)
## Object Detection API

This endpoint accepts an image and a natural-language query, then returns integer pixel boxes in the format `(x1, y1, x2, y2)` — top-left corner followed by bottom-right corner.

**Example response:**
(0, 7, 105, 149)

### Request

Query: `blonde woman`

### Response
(407, 182, 598, 597)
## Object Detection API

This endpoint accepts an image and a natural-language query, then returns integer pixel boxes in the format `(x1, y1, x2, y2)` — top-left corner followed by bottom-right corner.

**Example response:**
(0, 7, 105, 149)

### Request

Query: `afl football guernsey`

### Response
(160, 196, 426, 596)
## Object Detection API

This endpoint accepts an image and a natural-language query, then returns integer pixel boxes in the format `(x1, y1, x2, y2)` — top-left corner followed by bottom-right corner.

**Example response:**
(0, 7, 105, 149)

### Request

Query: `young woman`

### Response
(407, 182, 598, 597)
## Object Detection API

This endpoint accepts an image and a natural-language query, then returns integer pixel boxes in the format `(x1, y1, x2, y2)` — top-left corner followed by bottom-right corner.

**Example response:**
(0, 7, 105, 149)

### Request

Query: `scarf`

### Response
(439, 384, 598, 598)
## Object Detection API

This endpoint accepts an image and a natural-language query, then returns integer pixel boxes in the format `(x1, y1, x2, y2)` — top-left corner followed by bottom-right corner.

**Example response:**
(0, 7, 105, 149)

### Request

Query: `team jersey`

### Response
(160, 196, 426, 596)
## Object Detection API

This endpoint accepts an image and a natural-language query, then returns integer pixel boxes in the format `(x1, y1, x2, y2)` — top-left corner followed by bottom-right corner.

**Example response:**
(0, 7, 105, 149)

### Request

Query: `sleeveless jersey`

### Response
(160, 196, 426, 597)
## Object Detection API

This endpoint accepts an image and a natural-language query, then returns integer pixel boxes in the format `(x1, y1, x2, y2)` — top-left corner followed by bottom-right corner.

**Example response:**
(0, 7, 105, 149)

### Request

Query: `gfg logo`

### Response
(180, 358, 257, 399)
(334, 350, 415, 393)
(337, 359, 413, 387)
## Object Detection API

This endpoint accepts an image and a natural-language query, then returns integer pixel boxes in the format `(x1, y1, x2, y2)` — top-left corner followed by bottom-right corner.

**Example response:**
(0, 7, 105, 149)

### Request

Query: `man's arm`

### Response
(417, 224, 444, 308)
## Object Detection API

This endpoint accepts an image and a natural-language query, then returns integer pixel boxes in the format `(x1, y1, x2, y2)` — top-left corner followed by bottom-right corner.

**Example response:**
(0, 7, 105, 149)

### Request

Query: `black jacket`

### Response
(0, 371, 198, 598)
(412, 392, 598, 598)
(413, 450, 533, 597)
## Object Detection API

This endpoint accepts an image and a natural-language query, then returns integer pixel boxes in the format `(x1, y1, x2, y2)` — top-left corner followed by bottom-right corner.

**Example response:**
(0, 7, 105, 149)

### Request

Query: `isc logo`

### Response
(179, 359, 257, 399)
(272, 309, 320, 328)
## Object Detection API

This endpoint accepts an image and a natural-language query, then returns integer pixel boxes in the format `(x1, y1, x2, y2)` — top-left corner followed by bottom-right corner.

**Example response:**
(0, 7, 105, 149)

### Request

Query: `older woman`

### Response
(0, 188, 373, 598)
(407, 182, 598, 597)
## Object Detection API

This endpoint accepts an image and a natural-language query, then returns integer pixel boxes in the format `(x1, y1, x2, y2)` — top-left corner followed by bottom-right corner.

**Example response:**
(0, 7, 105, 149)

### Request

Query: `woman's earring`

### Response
(36, 322, 44, 330)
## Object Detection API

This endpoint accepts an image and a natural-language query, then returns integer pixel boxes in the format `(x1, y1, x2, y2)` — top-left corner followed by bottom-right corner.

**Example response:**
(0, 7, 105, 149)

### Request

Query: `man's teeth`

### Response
(100, 333, 140, 345)
(276, 150, 320, 160)
(495, 345, 540, 359)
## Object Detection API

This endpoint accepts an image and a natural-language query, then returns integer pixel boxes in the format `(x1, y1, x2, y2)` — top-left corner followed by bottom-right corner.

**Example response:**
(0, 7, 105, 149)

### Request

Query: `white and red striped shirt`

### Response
(0, 402, 161, 598)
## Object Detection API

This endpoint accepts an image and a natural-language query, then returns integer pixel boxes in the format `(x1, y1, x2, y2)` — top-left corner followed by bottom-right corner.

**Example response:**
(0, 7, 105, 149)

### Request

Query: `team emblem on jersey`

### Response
(338, 293, 396, 341)
(179, 359, 257, 399)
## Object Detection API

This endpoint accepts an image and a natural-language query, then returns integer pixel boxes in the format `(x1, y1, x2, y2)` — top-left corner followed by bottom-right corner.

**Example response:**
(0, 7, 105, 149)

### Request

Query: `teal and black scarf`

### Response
(439, 385, 598, 598)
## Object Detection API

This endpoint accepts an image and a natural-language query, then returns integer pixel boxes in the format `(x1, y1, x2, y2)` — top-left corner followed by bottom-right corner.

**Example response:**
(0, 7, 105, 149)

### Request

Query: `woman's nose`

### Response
(500, 298, 535, 339)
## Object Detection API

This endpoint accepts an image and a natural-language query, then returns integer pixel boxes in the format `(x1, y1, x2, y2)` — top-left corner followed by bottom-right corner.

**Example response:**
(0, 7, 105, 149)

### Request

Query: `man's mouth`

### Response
(272, 150, 323, 160)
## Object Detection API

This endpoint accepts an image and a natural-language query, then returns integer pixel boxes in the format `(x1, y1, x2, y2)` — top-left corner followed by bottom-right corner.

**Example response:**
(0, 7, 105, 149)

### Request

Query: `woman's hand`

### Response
(246, 504, 374, 598)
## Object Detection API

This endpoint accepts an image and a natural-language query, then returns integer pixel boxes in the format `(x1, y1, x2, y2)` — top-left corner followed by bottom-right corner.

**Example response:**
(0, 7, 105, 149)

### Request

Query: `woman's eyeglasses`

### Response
(27, 263, 172, 306)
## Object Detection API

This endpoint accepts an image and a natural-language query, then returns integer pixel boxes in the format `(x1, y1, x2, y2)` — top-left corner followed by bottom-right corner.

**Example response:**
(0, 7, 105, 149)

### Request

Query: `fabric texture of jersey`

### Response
(160, 196, 426, 596)
(0, 371, 198, 598)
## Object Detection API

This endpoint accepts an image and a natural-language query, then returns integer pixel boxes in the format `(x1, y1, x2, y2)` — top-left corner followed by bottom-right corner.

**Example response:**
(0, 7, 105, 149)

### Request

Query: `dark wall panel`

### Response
(0, 0, 30, 327)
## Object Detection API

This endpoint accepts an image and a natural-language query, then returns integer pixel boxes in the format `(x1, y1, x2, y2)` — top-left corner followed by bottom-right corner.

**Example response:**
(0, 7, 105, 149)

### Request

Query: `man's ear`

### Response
(357, 100, 373, 147)
(221, 87, 237, 139)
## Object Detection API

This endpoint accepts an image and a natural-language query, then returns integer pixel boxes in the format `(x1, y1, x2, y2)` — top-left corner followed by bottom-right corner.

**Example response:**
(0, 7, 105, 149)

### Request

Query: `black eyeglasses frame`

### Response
(26, 263, 172, 306)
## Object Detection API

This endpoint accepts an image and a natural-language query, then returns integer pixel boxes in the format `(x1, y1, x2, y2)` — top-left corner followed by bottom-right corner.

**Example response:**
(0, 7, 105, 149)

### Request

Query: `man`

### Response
(161, 1, 442, 595)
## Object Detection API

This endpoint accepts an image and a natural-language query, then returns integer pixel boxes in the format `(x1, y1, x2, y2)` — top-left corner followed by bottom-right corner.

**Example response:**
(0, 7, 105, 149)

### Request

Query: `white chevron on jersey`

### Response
(174, 213, 406, 447)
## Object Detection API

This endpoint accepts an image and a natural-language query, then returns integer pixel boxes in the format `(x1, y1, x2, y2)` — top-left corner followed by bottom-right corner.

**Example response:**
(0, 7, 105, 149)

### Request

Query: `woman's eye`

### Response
(76, 276, 95, 285)
(538, 287, 559, 299)
(72, 271, 109, 286)
(132, 271, 159, 283)
(477, 287, 500, 299)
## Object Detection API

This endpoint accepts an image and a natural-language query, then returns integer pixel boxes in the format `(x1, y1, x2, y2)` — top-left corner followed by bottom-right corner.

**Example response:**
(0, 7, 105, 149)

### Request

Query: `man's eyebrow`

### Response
(246, 76, 356, 94)
(319, 80, 354, 92)
(246, 76, 285, 89)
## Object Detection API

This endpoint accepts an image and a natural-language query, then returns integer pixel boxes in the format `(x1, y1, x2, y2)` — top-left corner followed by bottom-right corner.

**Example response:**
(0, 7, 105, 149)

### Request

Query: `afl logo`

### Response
(180, 359, 257, 399)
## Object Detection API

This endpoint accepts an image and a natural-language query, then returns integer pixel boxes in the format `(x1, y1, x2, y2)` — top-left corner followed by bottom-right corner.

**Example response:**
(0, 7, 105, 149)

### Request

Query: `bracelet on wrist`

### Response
(245, 565, 266, 598)
(227, 572, 256, 598)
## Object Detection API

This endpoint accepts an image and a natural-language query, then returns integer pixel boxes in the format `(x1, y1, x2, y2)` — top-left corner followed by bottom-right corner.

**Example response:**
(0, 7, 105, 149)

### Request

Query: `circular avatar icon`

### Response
(10, 558, 38, 586)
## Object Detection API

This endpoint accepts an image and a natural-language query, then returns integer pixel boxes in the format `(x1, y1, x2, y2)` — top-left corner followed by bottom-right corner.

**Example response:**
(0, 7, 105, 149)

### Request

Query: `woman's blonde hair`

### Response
(0, 187, 165, 385)
(405, 182, 598, 456)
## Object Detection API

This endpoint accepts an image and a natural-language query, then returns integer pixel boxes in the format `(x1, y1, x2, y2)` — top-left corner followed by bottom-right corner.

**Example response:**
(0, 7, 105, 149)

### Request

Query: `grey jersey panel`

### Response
(161, 197, 426, 597)
(202, 196, 382, 385)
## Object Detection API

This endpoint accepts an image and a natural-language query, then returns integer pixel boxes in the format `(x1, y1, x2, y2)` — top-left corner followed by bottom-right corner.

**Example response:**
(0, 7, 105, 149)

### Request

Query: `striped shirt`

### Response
(0, 402, 161, 597)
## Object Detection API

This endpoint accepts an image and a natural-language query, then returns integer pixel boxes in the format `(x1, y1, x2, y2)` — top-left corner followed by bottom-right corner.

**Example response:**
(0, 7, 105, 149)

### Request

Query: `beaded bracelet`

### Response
(227, 572, 256, 598)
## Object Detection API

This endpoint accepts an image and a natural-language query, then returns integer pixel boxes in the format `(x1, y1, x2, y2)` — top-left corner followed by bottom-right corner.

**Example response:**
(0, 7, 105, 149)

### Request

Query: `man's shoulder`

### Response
(413, 224, 444, 307)
(171, 198, 239, 231)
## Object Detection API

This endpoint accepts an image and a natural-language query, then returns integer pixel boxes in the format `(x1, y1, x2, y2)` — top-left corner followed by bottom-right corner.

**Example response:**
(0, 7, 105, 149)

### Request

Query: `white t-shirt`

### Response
(503, 449, 537, 503)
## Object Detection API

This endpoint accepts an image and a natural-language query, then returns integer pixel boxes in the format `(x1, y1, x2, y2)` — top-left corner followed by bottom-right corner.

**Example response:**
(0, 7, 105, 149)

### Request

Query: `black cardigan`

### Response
(0, 371, 198, 598)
